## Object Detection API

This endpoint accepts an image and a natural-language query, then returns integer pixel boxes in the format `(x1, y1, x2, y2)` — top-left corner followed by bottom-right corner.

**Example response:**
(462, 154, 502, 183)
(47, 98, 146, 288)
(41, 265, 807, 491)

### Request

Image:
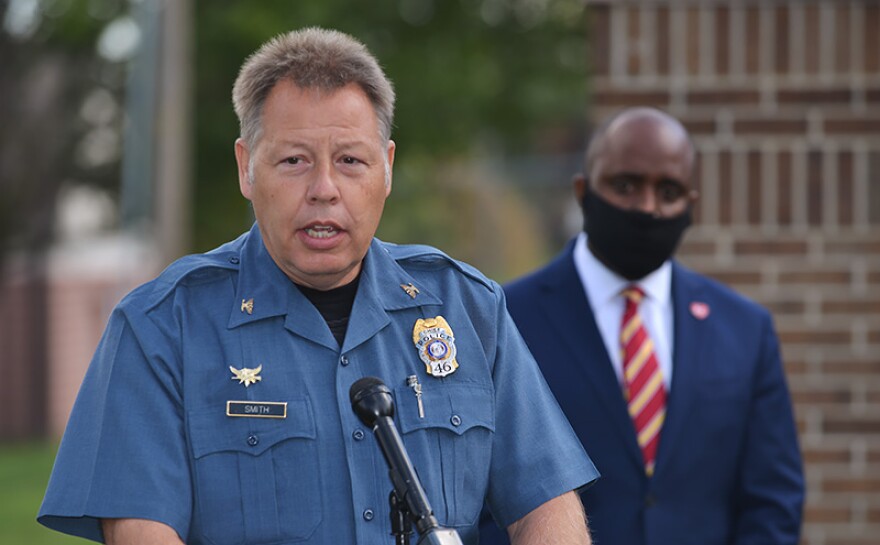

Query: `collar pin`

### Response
(400, 283, 419, 299)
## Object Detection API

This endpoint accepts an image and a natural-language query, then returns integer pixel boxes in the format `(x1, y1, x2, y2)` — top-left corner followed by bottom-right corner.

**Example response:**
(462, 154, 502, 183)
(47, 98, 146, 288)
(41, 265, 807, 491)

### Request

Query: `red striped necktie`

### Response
(620, 285, 667, 477)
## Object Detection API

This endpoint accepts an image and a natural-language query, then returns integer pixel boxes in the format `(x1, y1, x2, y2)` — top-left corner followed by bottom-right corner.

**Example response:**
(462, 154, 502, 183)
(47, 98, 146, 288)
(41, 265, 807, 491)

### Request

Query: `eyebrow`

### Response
(606, 172, 645, 181)
(267, 138, 377, 155)
(657, 177, 687, 187)
(606, 173, 688, 189)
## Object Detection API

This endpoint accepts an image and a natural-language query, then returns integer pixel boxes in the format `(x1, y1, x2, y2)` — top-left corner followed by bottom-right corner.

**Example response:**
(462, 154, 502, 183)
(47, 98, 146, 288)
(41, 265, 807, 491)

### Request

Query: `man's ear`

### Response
(234, 138, 252, 200)
(573, 173, 587, 204)
(384, 139, 396, 197)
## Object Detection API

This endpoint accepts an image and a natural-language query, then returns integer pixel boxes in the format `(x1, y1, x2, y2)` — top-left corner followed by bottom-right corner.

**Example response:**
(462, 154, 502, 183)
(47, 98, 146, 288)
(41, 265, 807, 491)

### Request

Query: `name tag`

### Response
(226, 401, 287, 419)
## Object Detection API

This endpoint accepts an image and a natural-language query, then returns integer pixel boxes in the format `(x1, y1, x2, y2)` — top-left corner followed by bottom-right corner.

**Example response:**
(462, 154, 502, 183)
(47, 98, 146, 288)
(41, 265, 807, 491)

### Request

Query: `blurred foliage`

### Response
(193, 0, 588, 261)
(0, 0, 128, 254)
(1, 0, 588, 276)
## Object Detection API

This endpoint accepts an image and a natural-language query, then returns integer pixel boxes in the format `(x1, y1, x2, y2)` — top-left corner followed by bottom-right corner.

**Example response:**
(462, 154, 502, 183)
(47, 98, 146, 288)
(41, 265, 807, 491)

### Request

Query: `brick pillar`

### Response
(0, 256, 48, 439)
(588, 1, 880, 543)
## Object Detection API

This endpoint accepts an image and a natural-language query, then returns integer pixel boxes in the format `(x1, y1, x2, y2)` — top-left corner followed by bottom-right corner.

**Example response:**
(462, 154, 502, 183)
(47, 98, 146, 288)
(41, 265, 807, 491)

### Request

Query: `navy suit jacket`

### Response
(480, 240, 804, 545)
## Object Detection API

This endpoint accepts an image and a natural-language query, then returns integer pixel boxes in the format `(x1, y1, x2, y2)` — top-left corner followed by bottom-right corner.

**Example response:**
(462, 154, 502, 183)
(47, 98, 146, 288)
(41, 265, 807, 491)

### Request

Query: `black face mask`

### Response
(582, 186, 691, 280)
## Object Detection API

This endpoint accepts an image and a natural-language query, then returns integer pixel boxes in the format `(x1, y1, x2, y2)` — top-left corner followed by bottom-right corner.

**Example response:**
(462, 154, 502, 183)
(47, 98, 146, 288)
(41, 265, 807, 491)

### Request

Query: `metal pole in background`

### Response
(121, 0, 192, 264)
(120, 0, 159, 233)
(155, 0, 192, 263)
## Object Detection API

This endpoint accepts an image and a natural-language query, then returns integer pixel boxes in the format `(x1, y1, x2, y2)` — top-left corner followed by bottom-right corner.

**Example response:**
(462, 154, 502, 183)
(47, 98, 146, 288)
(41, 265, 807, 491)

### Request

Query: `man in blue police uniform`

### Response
(480, 108, 804, 545)
(38, 27, 598, 545)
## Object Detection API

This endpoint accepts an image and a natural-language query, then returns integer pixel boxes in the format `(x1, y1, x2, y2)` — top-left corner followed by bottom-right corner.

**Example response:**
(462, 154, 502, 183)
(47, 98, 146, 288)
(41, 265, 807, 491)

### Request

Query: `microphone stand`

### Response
(376, 413, 464, 545)
(390, 490, 413, 545)
(350, 377, 464, 545)
(389, 491, 464, 545)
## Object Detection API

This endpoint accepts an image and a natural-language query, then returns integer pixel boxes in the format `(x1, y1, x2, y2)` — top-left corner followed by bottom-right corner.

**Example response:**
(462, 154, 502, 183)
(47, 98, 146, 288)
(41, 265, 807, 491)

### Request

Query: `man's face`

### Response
(235, 80, 395, 290)
(580, 117, 696, 218)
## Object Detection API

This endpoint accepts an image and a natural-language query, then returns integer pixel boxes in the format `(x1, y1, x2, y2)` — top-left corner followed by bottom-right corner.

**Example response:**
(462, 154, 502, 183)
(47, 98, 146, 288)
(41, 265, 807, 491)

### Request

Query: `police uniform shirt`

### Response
(38, 223, 598, 545)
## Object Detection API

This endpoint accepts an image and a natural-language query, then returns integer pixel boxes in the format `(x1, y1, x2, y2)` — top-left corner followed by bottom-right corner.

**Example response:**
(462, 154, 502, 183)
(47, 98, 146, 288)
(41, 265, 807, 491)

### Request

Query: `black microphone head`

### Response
(350, 376, 395, 427)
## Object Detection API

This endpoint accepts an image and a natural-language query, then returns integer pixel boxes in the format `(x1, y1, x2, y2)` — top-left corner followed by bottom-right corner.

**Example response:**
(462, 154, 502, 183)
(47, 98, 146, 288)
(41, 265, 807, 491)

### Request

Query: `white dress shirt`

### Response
(572, 232, 674, 390)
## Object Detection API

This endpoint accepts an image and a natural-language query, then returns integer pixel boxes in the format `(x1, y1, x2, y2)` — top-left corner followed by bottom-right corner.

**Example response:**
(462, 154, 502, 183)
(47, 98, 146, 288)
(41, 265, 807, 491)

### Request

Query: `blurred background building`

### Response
(0, 1, 877, 544)
(588, 2, 880, 544)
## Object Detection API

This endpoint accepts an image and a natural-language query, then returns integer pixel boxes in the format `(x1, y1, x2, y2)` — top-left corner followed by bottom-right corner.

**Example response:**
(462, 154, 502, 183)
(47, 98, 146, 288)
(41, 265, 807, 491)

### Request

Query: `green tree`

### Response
(0, 0, 129, 256)
(193, 0, 587, 273)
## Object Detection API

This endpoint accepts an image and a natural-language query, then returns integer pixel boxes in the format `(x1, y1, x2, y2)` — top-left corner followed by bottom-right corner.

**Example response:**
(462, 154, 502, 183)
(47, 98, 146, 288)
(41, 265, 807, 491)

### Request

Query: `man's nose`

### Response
(633, 188, 660, 216)
(306, 163, 340, 203)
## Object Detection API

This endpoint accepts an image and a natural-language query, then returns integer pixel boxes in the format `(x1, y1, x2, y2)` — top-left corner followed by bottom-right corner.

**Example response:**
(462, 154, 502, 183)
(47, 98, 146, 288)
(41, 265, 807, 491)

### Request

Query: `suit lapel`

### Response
(653, 263, 708, 477)
(536, 248, 644, 470)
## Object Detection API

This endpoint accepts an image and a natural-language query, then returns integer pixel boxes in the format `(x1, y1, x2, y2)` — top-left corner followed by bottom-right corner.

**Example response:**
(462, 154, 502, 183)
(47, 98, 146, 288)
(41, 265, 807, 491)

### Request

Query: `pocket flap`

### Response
(396, 383, 495, 436)
(189, 397, 316, 458)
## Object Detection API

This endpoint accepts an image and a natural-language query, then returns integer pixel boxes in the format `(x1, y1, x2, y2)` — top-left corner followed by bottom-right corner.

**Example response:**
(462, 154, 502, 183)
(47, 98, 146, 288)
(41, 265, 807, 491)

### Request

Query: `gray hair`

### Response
(232, 27, 396, 154)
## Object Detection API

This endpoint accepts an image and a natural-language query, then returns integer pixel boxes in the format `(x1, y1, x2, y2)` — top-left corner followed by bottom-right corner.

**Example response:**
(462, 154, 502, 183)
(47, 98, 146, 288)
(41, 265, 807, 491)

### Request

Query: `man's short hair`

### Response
(232, 27, 396, 149)
(584, 107, 695, 177)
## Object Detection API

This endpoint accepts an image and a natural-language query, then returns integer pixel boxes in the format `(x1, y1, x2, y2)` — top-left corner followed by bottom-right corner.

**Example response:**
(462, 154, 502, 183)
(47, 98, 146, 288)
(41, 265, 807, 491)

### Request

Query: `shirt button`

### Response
(229, 256, 240, 264)
(353, 429, 365, 441)
(247, 434, 259, 447)
(340, 355, 349, 366)
(363, 509, 374, 521)
(645, 494, 656, 508)
(450, 415, 462, 427)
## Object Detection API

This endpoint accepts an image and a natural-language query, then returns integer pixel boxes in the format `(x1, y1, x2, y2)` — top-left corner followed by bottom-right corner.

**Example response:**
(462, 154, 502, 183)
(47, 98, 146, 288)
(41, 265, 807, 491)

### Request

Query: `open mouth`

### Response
(305, 225, 339, 239)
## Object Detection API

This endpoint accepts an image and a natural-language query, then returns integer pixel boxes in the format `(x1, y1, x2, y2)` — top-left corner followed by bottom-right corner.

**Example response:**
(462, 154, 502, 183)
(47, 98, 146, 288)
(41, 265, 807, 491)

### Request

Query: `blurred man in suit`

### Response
(481, 107, 804, 545)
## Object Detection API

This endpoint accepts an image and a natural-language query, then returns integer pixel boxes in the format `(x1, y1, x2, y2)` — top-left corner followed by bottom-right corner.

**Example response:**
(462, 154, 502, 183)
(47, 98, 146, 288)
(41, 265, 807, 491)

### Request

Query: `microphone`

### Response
(350, 377, 463, 545)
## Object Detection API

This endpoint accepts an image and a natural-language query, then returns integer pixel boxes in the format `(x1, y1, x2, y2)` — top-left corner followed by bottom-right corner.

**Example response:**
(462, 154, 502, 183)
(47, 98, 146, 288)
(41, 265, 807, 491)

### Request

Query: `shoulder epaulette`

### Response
(129, 235, 247, 311)
(379, 240, 494, 292)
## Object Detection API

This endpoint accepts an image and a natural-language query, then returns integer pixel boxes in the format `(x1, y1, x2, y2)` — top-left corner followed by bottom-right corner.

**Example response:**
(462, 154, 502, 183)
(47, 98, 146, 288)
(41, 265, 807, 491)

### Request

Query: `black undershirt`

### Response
(295, 273, 361, 347)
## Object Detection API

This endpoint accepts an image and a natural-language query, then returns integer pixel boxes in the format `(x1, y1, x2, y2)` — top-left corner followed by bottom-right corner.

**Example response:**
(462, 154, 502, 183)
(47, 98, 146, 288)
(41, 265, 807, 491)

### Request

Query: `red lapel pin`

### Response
(690, 301, 710, 320)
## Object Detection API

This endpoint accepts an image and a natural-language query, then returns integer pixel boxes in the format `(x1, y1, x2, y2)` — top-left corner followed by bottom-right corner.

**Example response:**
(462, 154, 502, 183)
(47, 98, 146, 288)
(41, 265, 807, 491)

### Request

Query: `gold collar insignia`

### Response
(400, 283, 420, 299)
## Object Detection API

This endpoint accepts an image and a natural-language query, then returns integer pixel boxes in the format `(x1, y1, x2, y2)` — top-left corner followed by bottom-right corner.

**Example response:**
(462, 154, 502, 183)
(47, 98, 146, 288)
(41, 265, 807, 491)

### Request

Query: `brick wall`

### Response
(588, 1, 880, 544)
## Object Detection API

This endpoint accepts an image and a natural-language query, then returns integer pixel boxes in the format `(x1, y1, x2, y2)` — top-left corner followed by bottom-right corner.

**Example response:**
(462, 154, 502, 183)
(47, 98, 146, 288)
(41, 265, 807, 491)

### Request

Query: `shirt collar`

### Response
(573, 231, 672, 306)
(229, 224, 442, 330)
(337, 239, 443, 352)
(228, 223, 297, 329)
(357, 238, 443, 312)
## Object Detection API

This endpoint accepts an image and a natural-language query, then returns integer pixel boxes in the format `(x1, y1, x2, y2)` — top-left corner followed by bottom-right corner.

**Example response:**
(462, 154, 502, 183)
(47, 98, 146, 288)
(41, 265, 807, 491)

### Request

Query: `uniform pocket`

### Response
(188, 397, 322, 545)
(396, 382, 495, 528)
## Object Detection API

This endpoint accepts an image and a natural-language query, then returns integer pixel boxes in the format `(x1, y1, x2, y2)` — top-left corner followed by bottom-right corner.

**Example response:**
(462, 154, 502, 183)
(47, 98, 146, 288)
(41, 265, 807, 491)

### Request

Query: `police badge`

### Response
(412, 316, 459, 378)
